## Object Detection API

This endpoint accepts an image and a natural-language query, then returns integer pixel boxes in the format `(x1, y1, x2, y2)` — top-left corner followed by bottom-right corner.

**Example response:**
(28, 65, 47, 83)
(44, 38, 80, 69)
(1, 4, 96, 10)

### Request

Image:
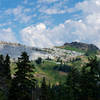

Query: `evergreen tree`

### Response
(80, 56, 99, 100)
(65, 67, 81, 100)
(40, 77, 48, 100)
(47, 81, 53, 100)
(0, 54, 4, 76)
(0, 54, 11, 98)
(56, 83, 67, 100)
(8, 52, 35, 100)
(35, 57, 42, 64)
(0, 90, 6, 100)
(4, 54, 11, 79)
(0, 55, 5, 99)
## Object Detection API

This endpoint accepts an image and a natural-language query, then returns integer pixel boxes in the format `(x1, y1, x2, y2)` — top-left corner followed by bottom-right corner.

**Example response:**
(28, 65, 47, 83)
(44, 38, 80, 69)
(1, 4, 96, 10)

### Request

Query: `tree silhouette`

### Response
(40, 77, 48, 100)
(4, 54, 11, 80)
(35, 57, 42, 64)
(65, 67, 81, 100)
(8, 52, 35, 100)
(80, 56, 99, 100)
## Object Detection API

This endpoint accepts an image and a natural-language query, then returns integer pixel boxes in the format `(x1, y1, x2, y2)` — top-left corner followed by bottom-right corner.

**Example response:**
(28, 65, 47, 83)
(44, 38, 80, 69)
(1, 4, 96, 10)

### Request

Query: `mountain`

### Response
(64, 42, 99, 51)
(0, 41, 100, 99)
(0, 41, 49, 60)
(0, 41, 99, 61)
(0, 41, 83, 61)
(59, 42, 100, 55)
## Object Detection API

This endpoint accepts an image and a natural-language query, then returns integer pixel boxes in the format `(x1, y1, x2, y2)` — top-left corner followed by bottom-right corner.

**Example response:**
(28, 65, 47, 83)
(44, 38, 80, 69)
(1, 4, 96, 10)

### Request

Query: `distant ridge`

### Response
(0, 41, 21, 46)
(0, 41, 99, 60)
(0, 41, 99, 51)
(64, 42, 99, 51)
(56, 42, 100, 56)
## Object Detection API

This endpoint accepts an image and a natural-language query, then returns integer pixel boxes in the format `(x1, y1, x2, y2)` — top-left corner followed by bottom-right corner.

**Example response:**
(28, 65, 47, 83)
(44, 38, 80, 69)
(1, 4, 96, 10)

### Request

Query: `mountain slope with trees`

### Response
(0, 41, 100, 100)
(0, 52, 100, 100)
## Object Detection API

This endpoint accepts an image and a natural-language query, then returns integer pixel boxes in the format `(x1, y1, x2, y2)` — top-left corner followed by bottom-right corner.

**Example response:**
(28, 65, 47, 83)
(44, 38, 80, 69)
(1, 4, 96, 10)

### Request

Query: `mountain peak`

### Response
(64, 42, 99, 51)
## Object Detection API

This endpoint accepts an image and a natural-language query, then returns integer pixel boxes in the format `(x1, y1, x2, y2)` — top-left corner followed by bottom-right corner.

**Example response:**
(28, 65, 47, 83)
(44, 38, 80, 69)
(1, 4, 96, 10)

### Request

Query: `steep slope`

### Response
(0, 42, 49, 60)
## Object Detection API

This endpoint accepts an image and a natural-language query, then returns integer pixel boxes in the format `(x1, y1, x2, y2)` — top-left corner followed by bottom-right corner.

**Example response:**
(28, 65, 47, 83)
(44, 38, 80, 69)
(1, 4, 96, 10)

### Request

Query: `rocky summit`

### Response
(64, 42, 99, 52)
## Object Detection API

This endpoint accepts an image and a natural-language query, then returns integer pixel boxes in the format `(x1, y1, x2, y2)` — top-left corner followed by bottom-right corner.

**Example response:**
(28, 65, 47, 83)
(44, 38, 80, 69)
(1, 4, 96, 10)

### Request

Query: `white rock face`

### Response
(0, 43, 50, 60)
(0, 43, 84, 61)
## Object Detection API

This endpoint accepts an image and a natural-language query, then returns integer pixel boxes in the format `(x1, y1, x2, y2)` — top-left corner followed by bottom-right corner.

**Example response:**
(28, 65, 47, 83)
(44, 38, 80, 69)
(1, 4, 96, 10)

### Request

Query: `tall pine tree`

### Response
(65, 67, 81, 100)
(4, 54, 11, 80)
(80, 56, 99, 100)
(0, 54, 11, 99)
(8, 52, 36, 100)
(40, 77, 48, 100)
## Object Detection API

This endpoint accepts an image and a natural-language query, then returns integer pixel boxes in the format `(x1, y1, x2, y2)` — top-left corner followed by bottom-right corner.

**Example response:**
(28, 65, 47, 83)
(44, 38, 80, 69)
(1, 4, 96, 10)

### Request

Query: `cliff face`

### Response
(64, 42, 99, 52)
(0, 42, 49, 60)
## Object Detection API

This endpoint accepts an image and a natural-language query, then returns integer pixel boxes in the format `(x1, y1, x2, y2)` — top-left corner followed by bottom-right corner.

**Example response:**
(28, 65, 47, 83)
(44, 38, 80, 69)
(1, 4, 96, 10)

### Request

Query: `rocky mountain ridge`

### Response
(0, 42, 48, 60)
(64, 42, 99, 51)
(0, 41, 98, 61)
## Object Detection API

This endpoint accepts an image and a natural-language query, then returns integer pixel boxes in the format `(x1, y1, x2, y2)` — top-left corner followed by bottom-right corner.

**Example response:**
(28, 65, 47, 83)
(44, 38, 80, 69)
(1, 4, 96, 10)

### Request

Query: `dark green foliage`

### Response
(65, 67, 81, 100)
(35, 57, 42, 64)
(85, 48, 98, 56)
(54, 64, 71, 72)
(8, 52, 35, 100)
(0, 54, 11, 78)
(0, 54, 4, 76)
(0, 90, 6, 100)
(80, 56, 99, 100)
(40, 77, 48, 100)
(0, 54, 11, 99)
(4, 54, 11, 79)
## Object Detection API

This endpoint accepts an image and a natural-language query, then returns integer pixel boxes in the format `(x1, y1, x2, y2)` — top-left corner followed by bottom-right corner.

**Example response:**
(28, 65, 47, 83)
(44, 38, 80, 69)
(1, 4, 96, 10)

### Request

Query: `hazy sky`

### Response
(0, 0, 100, 48)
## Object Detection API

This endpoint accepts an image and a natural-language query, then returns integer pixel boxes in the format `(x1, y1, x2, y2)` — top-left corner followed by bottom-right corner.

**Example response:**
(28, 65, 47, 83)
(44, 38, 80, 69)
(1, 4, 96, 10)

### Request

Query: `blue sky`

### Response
(0, 0, 100, 48)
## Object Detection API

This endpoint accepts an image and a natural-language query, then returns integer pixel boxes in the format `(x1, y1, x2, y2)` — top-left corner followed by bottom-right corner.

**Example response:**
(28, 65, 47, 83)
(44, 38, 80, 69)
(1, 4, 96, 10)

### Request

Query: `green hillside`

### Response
(10, 56, 88, 85)
(11, 60, 67, 85)
(58, 45, 85, 53)
(1, 52, 100, 100)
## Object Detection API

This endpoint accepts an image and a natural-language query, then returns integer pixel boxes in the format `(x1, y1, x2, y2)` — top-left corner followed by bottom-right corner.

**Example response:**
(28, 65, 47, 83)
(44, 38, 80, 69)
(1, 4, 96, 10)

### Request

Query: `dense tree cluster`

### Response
(0, 54, 11, 100)
(0, 52, 100, 100)
(35, 57, 42, 64)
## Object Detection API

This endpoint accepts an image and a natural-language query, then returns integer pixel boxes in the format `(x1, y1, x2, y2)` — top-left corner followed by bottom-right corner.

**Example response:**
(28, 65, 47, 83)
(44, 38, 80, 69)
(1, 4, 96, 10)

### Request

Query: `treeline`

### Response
(0, 52, 100, 100)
